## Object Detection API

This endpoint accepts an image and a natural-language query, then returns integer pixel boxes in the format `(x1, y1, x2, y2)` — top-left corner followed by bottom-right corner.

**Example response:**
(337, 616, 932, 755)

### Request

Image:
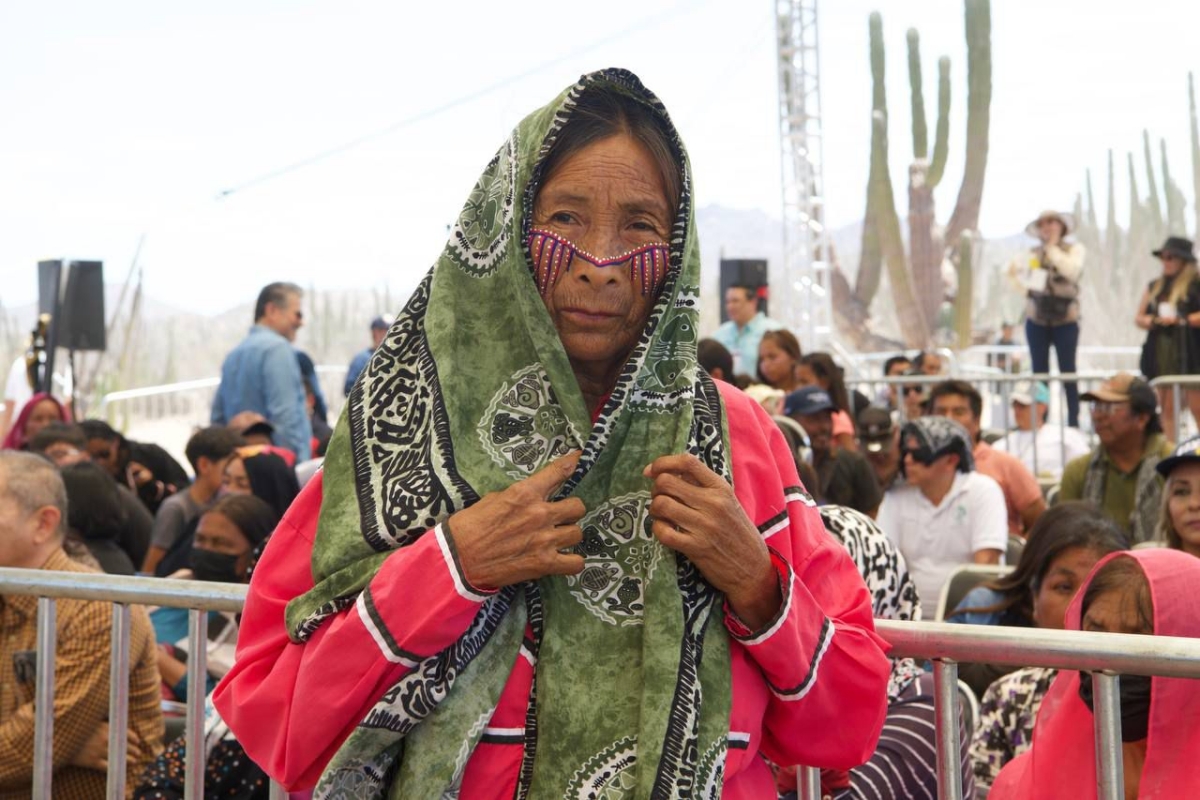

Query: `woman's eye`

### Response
(629, 220, 658, 233)
(550, 211, 576, 224)
(1054, 583, 1074, 594)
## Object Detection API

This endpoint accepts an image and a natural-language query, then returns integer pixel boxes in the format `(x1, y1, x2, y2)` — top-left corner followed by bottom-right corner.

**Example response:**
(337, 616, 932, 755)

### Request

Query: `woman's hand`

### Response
(644, 454, 781, 630)
(447, 451, 586, 589)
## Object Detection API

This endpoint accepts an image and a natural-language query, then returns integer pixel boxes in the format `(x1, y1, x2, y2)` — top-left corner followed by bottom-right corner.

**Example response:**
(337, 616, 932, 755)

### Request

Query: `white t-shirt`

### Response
(876, 470, 1009, 609)
(4, 357, 31, 416)
(992, 425, 1091, 481)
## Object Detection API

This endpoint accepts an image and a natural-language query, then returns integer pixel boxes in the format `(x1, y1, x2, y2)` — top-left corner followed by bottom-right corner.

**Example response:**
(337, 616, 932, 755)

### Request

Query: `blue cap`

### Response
(1010, 380, 1050, 406)
(783, 386, 835, 417)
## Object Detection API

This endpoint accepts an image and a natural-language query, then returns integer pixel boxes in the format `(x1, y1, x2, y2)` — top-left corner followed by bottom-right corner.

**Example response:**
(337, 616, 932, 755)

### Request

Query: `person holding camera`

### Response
(1006, 210, 1085, 427)
(1136, 237, 1200, 442)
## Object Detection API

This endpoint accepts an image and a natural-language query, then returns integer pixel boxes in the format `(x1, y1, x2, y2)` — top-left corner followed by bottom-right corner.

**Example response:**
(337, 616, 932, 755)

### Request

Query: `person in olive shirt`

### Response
(1058, 373, 1174, 542)
(785, 386, 883, 516)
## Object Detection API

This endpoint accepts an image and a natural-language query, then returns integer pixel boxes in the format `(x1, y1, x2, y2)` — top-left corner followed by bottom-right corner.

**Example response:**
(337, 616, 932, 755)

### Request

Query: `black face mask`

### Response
(190, 549, 244, 584)
(1078, 672, 1153, 742)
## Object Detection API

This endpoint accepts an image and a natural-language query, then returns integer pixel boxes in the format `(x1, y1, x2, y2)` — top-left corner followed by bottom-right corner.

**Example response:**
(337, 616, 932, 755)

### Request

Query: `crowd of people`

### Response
(2, 68, 1199, 799)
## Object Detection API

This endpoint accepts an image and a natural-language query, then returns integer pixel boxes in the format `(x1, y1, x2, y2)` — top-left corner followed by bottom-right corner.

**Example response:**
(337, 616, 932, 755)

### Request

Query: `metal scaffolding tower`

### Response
(775, 0, 833, 350)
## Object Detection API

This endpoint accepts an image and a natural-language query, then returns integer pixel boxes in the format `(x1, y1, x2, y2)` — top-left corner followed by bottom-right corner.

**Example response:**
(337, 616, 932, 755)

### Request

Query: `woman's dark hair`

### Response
(1080, 555, 1154, 633)
(757, 330, 803, 386)
(534, 88, 683, 220)
(954, 501, 1130, 623)
(241, 451, 301, 518)
(204, 494, 280, 549)
(60, 462, 125, 541)
(799, 352, 850, 413)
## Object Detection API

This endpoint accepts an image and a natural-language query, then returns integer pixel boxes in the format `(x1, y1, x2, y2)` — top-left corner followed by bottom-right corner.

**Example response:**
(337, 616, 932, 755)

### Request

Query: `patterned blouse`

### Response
(970, 665, 1057, 789)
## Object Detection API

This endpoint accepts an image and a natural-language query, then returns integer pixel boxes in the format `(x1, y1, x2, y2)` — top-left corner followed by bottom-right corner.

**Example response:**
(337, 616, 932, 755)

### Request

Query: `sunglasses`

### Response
(902, 447, 939, 466)
(903, 385, 925, 396)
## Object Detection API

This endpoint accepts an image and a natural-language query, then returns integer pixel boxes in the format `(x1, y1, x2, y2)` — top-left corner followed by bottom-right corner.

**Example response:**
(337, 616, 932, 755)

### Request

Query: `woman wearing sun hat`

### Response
(1005, 210, 1085, 427)
(1136, 237, 1200, 442)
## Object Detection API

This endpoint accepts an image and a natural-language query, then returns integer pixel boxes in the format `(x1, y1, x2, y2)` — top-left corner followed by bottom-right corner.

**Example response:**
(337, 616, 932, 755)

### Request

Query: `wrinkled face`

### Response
(793, 410, 832, 455)
(194, 511, 253, 580)
(533, 134, 672, 377)
(1090, 401, 1145, 448)
(265, 293, 304, 342)
(758, 340, 795, 387)
(221, 457, 252, 496)
(724, 288, 756, 326)
(1167, 462, 1200, 555)
(932, 393, 979, 441)
(23, 400, 62, 442)
(1032, 546, 1107, 630)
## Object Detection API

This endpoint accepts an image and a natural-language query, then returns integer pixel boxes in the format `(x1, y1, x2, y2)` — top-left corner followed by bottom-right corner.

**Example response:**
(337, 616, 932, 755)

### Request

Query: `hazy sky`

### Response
(2, 0, 1197, 313)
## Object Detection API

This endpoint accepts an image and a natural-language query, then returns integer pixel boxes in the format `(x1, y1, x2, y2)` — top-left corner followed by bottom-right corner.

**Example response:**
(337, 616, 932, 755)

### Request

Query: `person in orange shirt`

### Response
(930, 380, 1046, 537)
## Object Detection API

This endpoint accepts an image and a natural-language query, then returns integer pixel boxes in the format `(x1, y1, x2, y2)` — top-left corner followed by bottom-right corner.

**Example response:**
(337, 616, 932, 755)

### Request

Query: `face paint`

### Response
(526, 228, 670, 297)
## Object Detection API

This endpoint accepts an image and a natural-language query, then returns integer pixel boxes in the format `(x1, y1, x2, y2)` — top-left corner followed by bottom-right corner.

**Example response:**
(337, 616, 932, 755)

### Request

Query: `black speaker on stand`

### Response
(35, 259, 106, 413)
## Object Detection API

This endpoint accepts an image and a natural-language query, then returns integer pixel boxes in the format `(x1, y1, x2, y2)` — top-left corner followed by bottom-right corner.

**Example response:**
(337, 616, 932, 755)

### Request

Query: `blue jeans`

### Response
(1026, 319, 1080, 427)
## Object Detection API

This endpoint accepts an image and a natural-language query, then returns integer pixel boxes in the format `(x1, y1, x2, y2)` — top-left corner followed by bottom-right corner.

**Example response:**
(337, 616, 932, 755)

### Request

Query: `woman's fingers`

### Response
(642, 453, 724, 489)
(648, 493, 707, 534)
(548, 496, 587, 526)
(523, 450, 583, 501)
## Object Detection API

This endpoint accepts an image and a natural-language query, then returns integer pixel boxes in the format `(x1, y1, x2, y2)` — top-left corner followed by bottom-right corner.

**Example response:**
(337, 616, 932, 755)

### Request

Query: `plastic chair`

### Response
(958, 679, 981, 737)
(1006, 534, 1025, 566)
(935, 563, 1014, 621)
(1133, 540, 1168, 550)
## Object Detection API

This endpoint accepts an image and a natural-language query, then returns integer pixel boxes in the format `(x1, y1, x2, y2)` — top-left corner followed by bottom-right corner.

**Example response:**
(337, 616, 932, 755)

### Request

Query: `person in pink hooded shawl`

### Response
(1, 392, 68, 451)
(991, 548, 1200, 799)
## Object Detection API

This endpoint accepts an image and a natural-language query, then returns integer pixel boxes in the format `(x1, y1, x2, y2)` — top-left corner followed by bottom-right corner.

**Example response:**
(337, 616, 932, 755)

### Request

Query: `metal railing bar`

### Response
(106, 603, 132, 799)
(932, 660, 963, 800)
(33, 597, 56, 799)
(184, 608, 208, 800)
(1092, 672, 1124, 800)
(0, 568, 246, 611)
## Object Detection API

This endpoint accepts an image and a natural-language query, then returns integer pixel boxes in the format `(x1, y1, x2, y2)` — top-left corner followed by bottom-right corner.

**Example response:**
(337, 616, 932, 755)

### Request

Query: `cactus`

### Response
(1142, 130, 1164, 237)
(954, 232, 974, 348)
(944, 0, 992, 245)
(848, 0, 991, 349)
(1190, 73, 1200, 238)
(1162, 139, 1188, 234)
(1085, 170, 1099, 230)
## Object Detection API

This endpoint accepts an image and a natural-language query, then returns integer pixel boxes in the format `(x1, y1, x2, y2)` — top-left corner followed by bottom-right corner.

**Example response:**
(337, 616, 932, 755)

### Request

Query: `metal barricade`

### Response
(8, 570, 1200, 800)
(1148, 374, 1200, 442)
(0, 568, 283, 800)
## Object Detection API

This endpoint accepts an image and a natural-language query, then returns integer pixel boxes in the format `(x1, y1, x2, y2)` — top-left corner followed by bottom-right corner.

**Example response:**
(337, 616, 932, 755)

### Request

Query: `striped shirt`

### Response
(0, 547, 163, 799)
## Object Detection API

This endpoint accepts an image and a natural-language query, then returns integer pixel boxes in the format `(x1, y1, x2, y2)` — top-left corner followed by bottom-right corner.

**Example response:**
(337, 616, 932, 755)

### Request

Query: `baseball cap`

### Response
(370, 315, 391, 331)
(1156, 434, 1200, 478)
(1081, 373, 1157, 414)
(857, 406, 895, 453)
(1010, 380, 1050, 406)
(783, 386, 835, 417)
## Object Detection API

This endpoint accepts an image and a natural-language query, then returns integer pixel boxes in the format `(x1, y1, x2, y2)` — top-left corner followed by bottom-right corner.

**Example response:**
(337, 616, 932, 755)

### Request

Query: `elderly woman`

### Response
(1005, 210, 1085, 428)
(991, 549, 1200, 799)
(213, 70, 888, 798)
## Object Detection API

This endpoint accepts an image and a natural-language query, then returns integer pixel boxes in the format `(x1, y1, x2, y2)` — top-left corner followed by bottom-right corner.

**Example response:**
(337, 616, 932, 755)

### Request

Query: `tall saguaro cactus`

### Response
(1190, 72, 1200, 238)
(848, 0, 992, 348)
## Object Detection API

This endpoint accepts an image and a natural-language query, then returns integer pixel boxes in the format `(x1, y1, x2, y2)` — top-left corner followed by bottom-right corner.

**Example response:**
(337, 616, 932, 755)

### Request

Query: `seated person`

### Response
(697, 338, 734, 383)
(153, 494, 279, 700)
(1058, 374, 1172, 543)
(876, 416, 1007, 606)
(952, 504, 1129, 790)
(992, 381, 1090, 480)
(777, 505, 974, 799)
(30, 422, 155, 568)
(0, 451, 163, 794)
(1153, 434, 1200, 559)
(60, 461, 140, 575)
(80, 419, 189, 514)
(875, 354, 912, 412)
(858, 407, 902, 491)
(930, 379, 1046, 536)
(1, 392, 67, 450)
(227, 412, 297, 467)
(785, 386, 882, 516)
(142, 425, 244, 574)
(991, 549, 1200, 799)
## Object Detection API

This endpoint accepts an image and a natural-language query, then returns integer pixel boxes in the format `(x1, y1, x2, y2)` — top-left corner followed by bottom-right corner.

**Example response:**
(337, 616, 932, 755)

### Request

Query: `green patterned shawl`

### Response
(286, 68, 733, 799)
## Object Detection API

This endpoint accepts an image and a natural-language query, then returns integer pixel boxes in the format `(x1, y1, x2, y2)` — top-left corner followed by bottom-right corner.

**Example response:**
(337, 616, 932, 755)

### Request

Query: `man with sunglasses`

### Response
(1058, 373, 1173, 542)
(876, 416, 1008, 608)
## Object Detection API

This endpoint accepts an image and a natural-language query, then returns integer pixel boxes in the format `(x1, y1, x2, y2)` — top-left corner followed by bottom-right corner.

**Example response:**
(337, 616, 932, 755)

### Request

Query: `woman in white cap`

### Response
(1136, 236, 1200, 442)
(1005, 211, 1085, 427)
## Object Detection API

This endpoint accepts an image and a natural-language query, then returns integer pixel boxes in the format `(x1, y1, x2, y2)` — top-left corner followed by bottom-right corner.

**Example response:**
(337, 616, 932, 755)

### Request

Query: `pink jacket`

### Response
(213, 382, 890, 797)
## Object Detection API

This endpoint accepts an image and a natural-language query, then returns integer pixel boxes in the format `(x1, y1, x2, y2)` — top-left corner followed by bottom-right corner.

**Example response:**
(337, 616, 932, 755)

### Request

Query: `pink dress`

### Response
(213, 382, 890, 797)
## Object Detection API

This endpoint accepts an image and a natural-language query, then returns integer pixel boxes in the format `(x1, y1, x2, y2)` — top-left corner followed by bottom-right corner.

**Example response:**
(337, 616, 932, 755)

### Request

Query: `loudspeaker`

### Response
(718, 259, 769, 323)
(60, 261, 106, 351)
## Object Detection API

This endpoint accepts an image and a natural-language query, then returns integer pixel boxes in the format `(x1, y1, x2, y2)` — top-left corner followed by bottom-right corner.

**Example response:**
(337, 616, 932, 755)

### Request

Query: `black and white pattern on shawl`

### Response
(313, 586, 522, 799)
(818, 504, 923, 700)
(649, 372, 729, 799)
(521, 69, 697, 496)
(349, 272, 477, 551)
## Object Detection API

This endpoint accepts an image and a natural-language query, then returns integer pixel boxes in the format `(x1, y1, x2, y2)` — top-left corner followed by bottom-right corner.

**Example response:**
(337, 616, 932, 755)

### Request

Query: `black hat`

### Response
(783, 386, 835, 417)
(857, 406, 895, 453)
(1157, 434, 1200, 478)
(1152, 237, 1197, 264)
